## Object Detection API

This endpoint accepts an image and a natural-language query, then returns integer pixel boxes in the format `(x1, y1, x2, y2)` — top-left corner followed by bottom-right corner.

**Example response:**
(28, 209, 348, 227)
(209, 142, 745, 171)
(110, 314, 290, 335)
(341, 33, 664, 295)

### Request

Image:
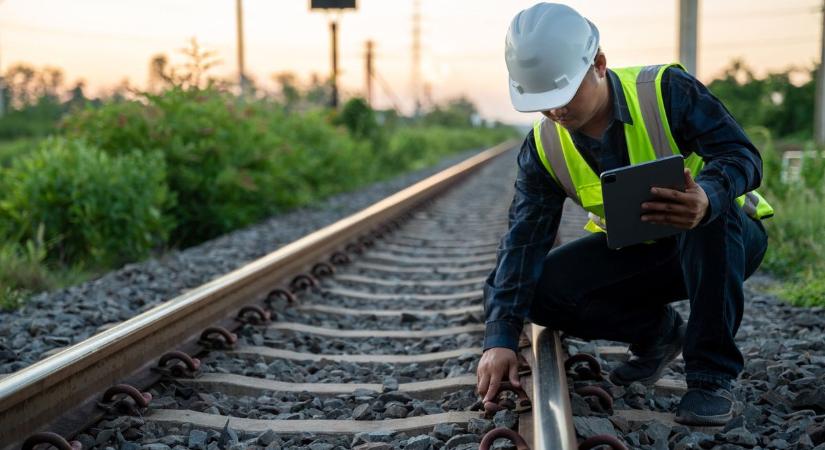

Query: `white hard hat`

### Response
(505, 3, 600, 112)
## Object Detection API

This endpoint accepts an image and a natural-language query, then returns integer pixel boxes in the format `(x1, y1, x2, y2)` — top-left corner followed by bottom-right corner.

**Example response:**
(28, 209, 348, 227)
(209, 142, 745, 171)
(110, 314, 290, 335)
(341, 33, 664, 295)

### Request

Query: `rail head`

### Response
(530, 325, 577, 450)
(0, 139, 518, 449)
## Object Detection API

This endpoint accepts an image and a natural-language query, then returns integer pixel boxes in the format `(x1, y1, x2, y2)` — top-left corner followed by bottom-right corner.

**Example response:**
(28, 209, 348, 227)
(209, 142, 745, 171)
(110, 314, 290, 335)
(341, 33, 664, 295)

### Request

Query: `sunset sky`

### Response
(0, 0, 821, 124)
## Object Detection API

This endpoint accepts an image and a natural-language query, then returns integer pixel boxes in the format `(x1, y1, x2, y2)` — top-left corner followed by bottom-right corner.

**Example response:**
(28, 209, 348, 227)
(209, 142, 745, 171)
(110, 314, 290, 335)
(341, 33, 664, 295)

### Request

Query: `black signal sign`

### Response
(310, 0, 356, 9)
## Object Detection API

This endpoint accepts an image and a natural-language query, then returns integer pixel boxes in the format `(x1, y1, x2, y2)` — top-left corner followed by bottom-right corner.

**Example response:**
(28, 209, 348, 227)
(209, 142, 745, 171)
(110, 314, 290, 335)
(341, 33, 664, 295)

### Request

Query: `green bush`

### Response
(333, 98, 382, 142)
(62, 87, 515, 247)
(0, 138, 171, 267)
(0, 82, 518, 309)
(749, 128, 825, 306)
(383, 126, 517, 172)
(63, 87, 368, 246)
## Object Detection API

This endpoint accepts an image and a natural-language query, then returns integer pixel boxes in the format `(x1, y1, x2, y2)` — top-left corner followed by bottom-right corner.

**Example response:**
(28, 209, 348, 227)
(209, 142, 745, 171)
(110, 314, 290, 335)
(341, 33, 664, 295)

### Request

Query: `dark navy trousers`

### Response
(528, 203, 768, 386)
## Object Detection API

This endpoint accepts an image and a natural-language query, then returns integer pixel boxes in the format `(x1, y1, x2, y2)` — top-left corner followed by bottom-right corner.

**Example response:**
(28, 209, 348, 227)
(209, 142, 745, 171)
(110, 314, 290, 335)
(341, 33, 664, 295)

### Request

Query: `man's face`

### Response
(541, 67, 601, 131)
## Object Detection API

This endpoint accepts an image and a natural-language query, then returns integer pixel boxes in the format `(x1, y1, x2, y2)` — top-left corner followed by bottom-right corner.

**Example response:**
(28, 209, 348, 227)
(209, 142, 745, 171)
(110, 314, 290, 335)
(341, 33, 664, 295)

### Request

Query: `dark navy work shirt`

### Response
(483, 66, 764, 351)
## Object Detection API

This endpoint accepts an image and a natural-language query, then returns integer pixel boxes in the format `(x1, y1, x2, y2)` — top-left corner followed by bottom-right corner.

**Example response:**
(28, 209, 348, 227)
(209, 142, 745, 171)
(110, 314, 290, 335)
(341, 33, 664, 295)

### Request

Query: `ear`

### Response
(594, 52, 607, 78)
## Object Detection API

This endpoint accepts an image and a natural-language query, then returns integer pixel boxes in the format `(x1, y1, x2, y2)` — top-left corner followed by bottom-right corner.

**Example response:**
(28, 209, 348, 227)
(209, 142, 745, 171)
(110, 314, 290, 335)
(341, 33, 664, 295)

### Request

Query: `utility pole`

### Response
(310, 1, 356, 109)
(365, 40, 374, 106)
(236, 0, 247, 94)
(815, 0, 825, 145)
(0, 37, 4, 118)
(0, 2, 5, 118)
(678, 0, 699, 75)
(411, 0, 422, 116)
(330, 19, 339, 108)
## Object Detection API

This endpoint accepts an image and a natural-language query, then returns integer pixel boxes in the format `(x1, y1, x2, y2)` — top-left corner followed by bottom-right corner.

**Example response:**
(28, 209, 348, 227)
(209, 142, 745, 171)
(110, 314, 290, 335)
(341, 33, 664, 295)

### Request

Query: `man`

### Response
(476, 3, 772, 426)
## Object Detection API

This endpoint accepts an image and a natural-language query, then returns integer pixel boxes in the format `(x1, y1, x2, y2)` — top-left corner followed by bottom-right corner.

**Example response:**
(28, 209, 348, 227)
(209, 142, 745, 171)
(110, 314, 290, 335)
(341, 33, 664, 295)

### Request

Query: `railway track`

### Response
(2, 141, 822, 450)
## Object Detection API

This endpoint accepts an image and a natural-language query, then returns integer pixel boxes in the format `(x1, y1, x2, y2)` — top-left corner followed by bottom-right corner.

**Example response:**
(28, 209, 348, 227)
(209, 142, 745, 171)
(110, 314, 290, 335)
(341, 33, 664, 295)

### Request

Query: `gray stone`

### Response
(353, 444, 393, 450)
(719, 426, 758, 446)
(140, 445, 171, 450)
(467, 418, 494, 435)
(643, 420, 671, 444)
(673, 431, 714, 450)
(257, 430, 278, 446)
(626, 382, 647, 397)
(573, 416, 616, 438)
(767, 438, 790, 449)
(188, 429, 208, 450)
(95, 429, 115, 446)
(444, 434, 480, 450)
(384, 402, 408, 419)
(308, 443, 335, 450)
(353, 403, 373, 420)
(433, 422, 461, 441)
(354, 431, 393, 444)
(493, 409, 518, 429)
(382, 377, 399, 392)
(404, 435, 433, 450)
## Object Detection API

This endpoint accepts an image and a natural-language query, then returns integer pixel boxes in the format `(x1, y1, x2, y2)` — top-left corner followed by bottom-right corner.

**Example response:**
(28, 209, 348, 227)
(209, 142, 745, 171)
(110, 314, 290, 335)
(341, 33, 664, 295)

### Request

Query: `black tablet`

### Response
(600, 155, 686, 249)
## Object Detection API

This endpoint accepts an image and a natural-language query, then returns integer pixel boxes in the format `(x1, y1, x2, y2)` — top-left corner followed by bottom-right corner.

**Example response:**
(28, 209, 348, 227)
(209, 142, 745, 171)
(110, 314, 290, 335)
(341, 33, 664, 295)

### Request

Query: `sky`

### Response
(0, 0, 821, 124)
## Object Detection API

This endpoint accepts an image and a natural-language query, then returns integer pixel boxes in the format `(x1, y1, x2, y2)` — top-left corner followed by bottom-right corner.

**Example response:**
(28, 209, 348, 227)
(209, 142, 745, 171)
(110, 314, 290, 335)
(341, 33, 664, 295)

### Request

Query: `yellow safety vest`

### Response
(533, 63, 774, 234)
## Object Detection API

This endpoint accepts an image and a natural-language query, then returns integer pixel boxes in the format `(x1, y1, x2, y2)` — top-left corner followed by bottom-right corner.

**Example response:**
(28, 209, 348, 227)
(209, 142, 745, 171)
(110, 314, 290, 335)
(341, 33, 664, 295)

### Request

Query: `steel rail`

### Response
(529, 325, 578, 449)
(0, 139, 517, 450)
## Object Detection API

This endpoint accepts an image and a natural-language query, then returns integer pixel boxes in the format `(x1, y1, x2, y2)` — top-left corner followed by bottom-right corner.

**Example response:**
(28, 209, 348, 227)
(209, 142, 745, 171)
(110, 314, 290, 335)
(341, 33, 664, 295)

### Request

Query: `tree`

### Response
(421, 96, 480, 128)
(708, 60, 816, 139)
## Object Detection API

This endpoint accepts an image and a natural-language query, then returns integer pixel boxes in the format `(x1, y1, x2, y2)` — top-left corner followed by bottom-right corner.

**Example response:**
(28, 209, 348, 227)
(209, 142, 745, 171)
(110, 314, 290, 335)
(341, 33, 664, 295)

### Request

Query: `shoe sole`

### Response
(608, 326, 685, 387)
(674, 409, 733, 426)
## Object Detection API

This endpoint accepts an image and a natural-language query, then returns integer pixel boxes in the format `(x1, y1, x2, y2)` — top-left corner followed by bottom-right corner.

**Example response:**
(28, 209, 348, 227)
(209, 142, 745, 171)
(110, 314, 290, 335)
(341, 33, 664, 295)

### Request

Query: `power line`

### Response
(373, 69, 402, 112)
(703, 5, 820, 19)
(0, 21, 177, 44)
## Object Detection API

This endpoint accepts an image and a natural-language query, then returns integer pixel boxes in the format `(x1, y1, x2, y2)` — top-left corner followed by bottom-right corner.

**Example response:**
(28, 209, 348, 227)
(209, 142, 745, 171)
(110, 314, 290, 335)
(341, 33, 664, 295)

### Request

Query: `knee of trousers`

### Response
(533, 265, 581, 309)
(527, 286, 579, 329)
(677, 204, 744, 252)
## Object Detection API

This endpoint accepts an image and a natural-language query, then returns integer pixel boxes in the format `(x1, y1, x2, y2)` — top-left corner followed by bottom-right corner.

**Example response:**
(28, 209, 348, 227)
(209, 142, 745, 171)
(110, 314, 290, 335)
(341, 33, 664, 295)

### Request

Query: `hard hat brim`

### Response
(508, 66, 589, 113)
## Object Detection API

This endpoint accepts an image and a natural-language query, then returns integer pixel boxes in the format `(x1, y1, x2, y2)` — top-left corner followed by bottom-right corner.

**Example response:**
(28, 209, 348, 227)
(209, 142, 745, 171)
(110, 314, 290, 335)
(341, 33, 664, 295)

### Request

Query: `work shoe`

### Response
(609, 321, 686, 386)
(675, 382, 735, 426)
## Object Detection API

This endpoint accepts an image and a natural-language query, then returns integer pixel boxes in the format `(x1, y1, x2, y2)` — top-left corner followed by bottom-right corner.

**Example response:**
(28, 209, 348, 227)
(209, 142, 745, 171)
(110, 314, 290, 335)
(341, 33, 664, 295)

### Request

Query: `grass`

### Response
(0, 137, 40, 167)
(750, 127, 825, 307)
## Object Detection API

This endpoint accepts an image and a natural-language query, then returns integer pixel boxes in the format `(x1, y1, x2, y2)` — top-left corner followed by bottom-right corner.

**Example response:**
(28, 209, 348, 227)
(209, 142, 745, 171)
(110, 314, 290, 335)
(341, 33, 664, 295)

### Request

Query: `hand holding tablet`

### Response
(600, 155, 710, 249)
(640, 168, 710, 230)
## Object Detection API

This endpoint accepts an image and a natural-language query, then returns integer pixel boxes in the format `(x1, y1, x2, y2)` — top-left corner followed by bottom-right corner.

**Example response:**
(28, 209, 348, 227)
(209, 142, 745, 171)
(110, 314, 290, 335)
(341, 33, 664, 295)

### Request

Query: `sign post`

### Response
(310, 0, 357, 108)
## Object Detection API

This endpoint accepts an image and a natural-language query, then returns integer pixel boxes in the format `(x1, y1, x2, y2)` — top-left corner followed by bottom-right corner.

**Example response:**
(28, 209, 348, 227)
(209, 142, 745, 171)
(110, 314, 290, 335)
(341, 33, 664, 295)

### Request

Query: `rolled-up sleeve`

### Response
(663, 67, 763, 224)
(483, 130, 566, 352)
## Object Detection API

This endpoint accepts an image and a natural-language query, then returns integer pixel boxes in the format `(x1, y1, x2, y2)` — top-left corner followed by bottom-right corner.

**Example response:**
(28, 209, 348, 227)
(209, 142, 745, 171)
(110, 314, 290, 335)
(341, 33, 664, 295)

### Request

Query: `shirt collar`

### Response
(607, 69, 633, 125)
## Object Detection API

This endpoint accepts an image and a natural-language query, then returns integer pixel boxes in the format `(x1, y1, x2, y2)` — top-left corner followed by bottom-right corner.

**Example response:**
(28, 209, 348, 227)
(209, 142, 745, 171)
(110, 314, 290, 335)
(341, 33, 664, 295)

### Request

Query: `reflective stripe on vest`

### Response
(533, 63, 774, 234)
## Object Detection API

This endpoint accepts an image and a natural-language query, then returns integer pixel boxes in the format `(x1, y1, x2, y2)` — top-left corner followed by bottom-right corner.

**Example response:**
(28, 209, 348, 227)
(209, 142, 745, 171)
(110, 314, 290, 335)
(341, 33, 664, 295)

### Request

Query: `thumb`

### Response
(684, 168, 697, 189)
(508, 361, 521, 388)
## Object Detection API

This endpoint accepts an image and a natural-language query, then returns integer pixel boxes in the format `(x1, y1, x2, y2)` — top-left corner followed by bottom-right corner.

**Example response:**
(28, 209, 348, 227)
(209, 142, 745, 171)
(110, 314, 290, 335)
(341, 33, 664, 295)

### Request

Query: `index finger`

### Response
(650, 186, 687, 202)
(477, 372, 490, 397)
(484, 377, 502, 403)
